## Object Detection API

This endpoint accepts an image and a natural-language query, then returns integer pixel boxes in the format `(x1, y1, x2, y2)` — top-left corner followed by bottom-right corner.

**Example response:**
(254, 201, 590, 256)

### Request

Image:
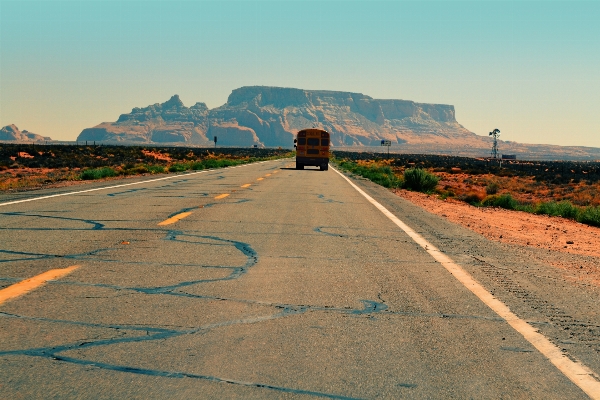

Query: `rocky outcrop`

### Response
(78, 95, 211, 144)
(213, 87, 471, 147)
(0, 125, 52, 142)
(76, 87, 479, 148)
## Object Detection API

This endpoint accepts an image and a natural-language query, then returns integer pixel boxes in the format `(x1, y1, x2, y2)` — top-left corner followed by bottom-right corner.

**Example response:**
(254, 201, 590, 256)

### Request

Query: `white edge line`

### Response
(332, 166, 600, 399)
(0, 159, 280, 207)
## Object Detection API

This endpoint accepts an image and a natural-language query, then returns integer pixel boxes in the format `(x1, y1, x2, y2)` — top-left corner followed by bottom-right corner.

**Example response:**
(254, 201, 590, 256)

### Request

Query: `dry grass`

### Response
(0, 168, 80, 191)
(435, 172, 600, 207)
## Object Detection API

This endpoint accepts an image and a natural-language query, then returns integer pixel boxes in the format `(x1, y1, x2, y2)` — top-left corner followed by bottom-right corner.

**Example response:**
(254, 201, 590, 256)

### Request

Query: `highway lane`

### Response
(0, 159, 596, 398)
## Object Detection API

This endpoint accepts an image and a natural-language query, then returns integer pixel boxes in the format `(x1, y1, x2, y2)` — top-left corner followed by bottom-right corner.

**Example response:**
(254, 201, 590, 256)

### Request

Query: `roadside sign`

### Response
(381, 140, 392, 159)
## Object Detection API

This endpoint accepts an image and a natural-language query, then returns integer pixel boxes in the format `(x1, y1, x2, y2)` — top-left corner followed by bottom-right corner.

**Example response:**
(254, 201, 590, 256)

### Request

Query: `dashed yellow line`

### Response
(265, 173, 272, 177)
(0, 266, 80, 306)
(214, 193, 230, 200)
(241, 184, 251, 188)
(158, 211, 193, 226)
(257, 178, 264, 181)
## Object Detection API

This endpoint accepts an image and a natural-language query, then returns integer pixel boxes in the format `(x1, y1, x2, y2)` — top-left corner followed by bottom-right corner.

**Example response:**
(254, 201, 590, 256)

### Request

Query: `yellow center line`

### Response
(265, 173, 272, 176)
(214, 193, 230, 200)
(158, 211, 193, 226)
(241, 184, 252, 188)
(0, 266, 80, 306)
(273, 171, 279, 174)
(257, 178, 264, 181)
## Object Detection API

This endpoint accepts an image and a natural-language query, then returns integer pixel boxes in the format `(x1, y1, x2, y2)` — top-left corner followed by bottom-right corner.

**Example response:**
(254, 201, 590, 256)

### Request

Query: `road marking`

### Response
(157, 211, 192, 226)
(241, 184, 252, 188)
(265, 173, 272, 176)
(332, 166, 600, 399)
(0, 266, 79, 306)
(257, 178, 264, 181)
(214, 193, 230, 200)
(0, 159, 282, 208)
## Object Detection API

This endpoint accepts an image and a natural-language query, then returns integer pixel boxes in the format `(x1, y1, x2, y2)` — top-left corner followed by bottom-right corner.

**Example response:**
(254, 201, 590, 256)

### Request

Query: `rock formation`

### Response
(76, 87, 478, 148)
(73, 86, 600, 160)
(0, 125, 52, 142)
(78, 95, 210, 144)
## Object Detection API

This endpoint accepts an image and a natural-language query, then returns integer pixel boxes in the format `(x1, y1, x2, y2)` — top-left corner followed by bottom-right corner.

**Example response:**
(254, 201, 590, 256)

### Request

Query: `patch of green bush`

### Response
(480, 195, 600, 228)
(80, 167, 118, 180)
(534, 201, 579, 219)
(190, 162, 205, 170)
(578, 206, 600, 227)
(337, 161, 402, 188)
(402, 167, 439, 193)
(202, 159, 237, 169)
(168, 163, 188, 172)
(147, 165, 165, 174)
(482, 194, 519, 210)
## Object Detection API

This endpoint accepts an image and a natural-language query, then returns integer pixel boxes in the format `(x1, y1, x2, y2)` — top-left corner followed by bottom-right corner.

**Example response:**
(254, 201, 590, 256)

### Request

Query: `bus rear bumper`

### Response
(295, 157, 329, 171)
(296, 157, 329, 166)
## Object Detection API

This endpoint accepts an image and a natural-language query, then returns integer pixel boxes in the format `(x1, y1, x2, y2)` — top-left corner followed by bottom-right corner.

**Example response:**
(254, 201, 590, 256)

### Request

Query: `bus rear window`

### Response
(307, 149, 319, 155)
(297, 138, 306, 145)
(321, 139, 329, 146)
(307, 138, 320, 146)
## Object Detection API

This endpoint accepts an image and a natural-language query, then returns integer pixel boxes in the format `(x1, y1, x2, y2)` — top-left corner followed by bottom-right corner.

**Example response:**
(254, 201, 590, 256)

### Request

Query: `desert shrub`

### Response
(578, 206, 600, 227)
(336, 161, 402, 188)
(80, 167, 117, 180)
(147, 165, 165, 174)
(168, 163, 188, 172)
(485, 182, 499, 195)
(516, 203, 536, 213)
(459, 191, 485, 205)
(190, 162, 205, 170)
(438, 190, 455, 200)
(403, 167, 439, 192)
(482, 194, 519, 210)
(127, 165, 149, 174)
(534, 201, 579, 219)
(203, 159, 237, 169)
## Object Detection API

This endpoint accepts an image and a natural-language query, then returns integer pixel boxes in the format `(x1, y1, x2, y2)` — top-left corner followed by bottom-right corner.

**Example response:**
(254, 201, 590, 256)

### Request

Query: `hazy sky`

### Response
(1, 1, 599, 147)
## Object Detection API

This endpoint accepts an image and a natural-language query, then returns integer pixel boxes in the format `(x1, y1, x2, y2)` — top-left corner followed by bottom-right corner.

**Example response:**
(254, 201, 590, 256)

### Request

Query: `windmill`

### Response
(489, 128, 500, 159)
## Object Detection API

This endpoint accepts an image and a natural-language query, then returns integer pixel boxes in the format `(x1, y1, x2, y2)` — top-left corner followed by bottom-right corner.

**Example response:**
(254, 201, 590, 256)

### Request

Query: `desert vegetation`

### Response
(0, 144, 292, 191)
(332, 151, 600, 227)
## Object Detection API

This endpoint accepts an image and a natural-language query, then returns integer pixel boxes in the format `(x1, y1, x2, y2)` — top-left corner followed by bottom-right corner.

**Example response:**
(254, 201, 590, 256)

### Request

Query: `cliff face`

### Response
(76, 87, 476, 147)
(0, 124, 52, 142)
(78, 95, 210, 144)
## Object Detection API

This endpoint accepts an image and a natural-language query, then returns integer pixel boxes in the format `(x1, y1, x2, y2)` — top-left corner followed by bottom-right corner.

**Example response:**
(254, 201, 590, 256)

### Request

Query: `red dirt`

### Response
(394, 189, 600, 286)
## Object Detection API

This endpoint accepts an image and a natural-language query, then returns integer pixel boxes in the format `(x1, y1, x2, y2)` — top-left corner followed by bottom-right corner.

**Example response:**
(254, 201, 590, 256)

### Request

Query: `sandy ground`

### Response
(394, 189, 600, 286)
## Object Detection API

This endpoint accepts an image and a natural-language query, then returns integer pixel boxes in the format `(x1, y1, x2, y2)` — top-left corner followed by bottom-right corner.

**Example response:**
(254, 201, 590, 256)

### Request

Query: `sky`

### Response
(1, 1, 599, 147)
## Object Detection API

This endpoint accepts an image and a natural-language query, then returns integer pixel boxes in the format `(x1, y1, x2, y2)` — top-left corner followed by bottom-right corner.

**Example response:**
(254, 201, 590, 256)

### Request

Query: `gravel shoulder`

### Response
(395, 189, 600, 287)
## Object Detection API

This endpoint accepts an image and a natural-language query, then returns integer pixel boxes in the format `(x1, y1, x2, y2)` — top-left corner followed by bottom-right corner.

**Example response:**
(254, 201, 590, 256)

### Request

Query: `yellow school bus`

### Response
(294, 129, 330, 171)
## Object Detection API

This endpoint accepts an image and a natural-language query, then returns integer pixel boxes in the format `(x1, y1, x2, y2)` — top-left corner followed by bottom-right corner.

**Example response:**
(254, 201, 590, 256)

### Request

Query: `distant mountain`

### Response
(0, 124, 52, 142)
(77, 87, 474, 148)
(76, 86, 600, 160)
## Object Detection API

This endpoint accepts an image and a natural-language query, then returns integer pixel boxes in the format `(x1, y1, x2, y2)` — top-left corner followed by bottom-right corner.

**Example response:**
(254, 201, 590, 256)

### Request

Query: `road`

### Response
(1, 158, 599, 399)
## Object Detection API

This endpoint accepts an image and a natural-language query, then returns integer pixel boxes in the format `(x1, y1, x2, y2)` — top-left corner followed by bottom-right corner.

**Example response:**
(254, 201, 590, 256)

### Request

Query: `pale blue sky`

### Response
(1, 1, 598, 147)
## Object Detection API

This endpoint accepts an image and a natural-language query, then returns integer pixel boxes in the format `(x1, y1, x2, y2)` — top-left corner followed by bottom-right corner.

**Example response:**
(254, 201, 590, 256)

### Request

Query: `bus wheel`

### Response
(320, 164, 328, 171)
(296, 163, 304, 170)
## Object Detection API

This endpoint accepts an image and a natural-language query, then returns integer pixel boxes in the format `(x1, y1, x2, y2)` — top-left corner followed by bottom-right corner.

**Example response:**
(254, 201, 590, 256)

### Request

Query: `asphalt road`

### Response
(1, 159, 599, 399)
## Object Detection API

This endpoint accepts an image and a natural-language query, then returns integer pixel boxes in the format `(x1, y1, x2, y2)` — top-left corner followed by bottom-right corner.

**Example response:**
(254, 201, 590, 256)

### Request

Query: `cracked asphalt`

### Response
(0, 159, 596, 399)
